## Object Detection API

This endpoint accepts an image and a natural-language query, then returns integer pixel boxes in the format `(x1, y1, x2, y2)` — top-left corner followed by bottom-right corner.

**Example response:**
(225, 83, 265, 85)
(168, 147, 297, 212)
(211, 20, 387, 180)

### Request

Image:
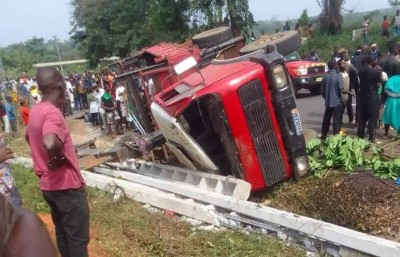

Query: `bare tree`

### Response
(317, 0, 346, 35)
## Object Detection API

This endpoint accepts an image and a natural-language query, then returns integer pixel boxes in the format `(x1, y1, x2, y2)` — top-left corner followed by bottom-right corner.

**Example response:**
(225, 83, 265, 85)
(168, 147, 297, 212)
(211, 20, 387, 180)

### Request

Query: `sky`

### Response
(0, 0, 391, 46)
(249, 0, 389, 21)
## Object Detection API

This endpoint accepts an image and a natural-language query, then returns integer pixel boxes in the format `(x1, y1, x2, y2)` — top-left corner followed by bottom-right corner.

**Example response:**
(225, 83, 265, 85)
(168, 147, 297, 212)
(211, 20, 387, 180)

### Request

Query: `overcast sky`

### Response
(0, 0, 391, 46)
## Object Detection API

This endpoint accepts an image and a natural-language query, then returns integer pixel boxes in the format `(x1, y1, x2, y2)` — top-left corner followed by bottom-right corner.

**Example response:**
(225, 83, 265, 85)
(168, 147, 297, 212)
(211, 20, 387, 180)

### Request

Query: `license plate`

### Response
(291, 108, 303, 136)
(316, 77, 323, 82)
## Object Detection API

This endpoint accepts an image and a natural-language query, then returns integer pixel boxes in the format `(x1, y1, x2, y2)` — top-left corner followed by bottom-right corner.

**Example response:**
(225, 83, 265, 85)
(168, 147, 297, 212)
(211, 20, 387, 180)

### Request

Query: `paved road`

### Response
(296, 89, 357, 137)
(296, 89, 324, 133)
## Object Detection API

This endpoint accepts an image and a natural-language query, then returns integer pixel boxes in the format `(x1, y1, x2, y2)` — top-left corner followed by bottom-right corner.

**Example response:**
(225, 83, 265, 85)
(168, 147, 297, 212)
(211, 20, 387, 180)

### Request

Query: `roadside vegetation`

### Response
(13, 164, 305, 257)
(307, 135, 400, 180)
(260, 135, 400, 242)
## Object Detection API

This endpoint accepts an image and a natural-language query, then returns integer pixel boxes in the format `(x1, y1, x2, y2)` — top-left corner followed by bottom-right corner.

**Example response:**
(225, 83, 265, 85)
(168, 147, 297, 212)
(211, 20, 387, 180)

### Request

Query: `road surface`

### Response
(296, 90, 324, 133)
(295, 89, 357, 136)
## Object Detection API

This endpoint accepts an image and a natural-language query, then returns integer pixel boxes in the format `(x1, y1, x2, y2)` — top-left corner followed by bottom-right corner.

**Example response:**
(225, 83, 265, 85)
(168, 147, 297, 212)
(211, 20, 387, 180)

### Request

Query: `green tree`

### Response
(0, 38, 84, 78)
(70, 0, 191, 66)
(389, 0, 400, 6)
(70, 0, 254, 65)
(299, 9, 309, 27)
(190, 0, 254, 36)
(317, 0, 346, 35)
(146, 0, 191, 43)
(226, 0, 255, 36)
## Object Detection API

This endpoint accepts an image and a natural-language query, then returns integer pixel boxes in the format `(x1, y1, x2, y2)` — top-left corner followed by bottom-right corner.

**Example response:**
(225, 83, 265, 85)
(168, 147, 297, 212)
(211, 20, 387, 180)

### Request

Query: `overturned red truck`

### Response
(109, 28, 309, 190)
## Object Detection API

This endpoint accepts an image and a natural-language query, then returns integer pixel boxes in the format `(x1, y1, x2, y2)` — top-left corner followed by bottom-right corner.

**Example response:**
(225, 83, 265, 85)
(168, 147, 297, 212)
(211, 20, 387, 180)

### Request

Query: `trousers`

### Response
(321, 104, 344, 139)
(345, 94, 354, 123)
(358, 100, 380, 142)
(2, 115, 10, 133)
(42, 188, 89, 257)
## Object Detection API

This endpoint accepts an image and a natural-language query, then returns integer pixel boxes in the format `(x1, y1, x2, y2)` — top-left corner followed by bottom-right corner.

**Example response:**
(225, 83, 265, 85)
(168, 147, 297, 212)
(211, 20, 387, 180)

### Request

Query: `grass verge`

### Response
(12, 164, 305, 257)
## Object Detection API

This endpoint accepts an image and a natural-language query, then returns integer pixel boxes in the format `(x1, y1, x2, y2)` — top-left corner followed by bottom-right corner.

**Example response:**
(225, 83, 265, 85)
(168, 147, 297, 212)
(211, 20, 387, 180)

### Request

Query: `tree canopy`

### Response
(0, 37, 83, 79)
(388, 0, 400, 6)
(317, 0, 346, 35)
(70, 0, 254, 66)
(299, 9, 309, 27)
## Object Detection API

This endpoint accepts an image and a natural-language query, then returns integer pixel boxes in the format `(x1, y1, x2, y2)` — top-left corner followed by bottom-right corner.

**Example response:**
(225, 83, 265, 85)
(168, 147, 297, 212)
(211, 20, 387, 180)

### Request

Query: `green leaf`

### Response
(326, 160, 333, 167)
(374, 160, 382, 171)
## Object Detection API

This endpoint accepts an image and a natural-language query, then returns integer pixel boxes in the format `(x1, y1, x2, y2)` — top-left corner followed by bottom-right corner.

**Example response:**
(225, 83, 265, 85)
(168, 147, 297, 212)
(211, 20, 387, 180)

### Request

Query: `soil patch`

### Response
(264, 170, 400, 241)
(39, 213, 111, 257)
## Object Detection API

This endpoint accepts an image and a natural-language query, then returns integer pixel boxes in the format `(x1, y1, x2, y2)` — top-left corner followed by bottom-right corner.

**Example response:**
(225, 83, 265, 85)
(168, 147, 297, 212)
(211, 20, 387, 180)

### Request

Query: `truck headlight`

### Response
(295, 156, 309, 177)
(294, 68, 308, 75)
(273, 65, 289, 89)
(324, 65, 328, 72)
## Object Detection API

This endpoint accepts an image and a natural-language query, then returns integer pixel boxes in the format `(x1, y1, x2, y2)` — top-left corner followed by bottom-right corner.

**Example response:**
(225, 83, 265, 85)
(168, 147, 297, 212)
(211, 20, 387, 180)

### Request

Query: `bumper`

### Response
(291, 76, 323, 88)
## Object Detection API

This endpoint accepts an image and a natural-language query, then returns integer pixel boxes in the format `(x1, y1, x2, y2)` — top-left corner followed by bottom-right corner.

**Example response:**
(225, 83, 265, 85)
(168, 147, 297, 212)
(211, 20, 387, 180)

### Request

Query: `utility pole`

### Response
(54, 36, 64, 76)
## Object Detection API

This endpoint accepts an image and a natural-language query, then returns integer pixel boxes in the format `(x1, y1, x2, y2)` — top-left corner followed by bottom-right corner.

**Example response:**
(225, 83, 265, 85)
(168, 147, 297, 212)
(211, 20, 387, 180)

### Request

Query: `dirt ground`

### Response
(264, 170, 400, 242)
(68, 118, 112, 149)
(39, 214, 111, 257)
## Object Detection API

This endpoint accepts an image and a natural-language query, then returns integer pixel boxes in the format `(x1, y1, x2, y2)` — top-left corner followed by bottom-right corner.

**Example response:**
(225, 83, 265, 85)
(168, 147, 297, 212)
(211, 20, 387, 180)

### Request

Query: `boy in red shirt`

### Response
(382, 15, 390, 38)
(19, 100, 30, 125)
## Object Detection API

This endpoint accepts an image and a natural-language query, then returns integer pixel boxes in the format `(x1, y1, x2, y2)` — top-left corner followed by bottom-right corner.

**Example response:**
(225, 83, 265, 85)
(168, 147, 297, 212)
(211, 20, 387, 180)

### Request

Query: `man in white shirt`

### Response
(115, 83, 129, 132)
(147, 78, 155, 101)
(92, 84, 106, 132)
(393, 9, 400, 36)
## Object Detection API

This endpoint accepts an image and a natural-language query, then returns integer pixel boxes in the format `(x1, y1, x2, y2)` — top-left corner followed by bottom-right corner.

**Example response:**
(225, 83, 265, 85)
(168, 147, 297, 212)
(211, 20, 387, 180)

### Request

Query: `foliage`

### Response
(307, 135, 400, 180)
(226, 0, 255, 36)
(298, 9, 309, 27)
(389, 0, 400, 6)
(12, 165, 49, 212)
(297, 21, 393, 62)
(70, 0, 255, 65)
(317, 0, 346, 35)
(0, 37, 85, 79)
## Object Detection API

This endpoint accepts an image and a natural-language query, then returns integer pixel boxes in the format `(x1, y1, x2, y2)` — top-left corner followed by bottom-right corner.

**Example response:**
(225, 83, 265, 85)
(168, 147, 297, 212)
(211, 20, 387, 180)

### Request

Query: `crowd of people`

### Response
(0, 66, 135, 138)
(0, 67, 135, 256)
(63, 69, 132, 137)
(321, 42, 400, 143)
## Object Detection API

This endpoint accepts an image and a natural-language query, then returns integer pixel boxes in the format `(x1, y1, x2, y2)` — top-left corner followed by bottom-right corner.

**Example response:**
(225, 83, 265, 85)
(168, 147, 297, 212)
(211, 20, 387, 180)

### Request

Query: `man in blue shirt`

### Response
(5, 96, 17, 132)
(321, 59, 344, 139)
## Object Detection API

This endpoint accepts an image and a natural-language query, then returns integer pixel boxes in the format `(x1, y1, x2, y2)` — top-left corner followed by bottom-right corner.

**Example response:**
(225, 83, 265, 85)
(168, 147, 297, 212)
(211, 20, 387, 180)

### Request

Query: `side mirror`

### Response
(174, 57, 197, 75)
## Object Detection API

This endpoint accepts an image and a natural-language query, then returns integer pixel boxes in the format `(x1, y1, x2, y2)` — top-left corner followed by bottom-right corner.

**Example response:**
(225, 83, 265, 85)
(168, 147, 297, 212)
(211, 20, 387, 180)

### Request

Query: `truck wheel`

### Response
(309, 86, 321, 95)
(239, 31, 301, 56)
(192, 27, 233, 49)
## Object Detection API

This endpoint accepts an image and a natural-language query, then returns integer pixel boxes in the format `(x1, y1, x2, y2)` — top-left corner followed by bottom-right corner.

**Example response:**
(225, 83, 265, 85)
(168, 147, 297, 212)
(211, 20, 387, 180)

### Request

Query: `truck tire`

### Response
(239, 31, 301, 56)
(192, 27, 233, 49)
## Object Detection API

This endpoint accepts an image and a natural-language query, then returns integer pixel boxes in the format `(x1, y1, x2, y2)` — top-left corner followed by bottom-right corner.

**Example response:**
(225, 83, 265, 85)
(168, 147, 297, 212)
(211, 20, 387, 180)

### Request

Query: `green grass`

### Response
(298, 23, 396, 62)
(12, 164, 305, 257)
(12, 164, 49, 212)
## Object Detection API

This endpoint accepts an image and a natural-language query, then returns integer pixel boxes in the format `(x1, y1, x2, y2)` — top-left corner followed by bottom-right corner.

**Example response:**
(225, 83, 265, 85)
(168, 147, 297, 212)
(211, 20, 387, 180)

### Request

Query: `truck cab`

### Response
(284, 51, 328, 96)
(151, 48, 309, 191)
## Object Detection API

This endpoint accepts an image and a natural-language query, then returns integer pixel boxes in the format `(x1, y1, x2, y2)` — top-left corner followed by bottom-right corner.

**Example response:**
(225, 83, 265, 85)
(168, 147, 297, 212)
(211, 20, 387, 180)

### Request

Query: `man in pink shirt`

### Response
(26, 67, 89, 257)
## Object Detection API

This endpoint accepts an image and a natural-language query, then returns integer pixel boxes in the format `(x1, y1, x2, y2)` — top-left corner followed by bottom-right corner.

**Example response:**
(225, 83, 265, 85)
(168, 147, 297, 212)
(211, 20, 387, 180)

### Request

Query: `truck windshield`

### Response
(284, 51, 301, 62)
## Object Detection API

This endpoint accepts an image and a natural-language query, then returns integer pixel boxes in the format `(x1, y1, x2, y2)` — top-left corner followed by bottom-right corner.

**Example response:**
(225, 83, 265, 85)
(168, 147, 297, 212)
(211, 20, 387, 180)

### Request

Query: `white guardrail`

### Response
(12, 156, 400, 257)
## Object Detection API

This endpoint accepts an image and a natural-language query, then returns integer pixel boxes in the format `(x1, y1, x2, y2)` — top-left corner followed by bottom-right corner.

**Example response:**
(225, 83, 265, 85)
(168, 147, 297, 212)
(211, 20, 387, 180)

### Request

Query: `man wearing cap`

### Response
(370, 44, 382, 63)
